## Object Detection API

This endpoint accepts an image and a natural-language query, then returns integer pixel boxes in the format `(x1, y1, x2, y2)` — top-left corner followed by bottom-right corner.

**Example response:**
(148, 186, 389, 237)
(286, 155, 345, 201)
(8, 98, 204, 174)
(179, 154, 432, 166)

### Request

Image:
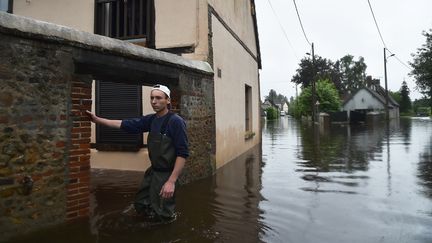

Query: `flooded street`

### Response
(260, 117, 432, 243)
(9, 117, 432, 243)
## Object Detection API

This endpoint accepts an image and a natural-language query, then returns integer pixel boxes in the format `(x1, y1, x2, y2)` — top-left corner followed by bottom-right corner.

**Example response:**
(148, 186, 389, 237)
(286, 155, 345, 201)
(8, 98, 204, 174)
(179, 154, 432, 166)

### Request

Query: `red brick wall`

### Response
(66, 79, 92, 220)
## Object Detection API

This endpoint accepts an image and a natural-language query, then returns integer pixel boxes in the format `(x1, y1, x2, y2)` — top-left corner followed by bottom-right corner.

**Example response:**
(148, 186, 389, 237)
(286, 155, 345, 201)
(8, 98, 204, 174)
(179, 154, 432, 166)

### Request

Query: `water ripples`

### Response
(259, 117, 432, 242)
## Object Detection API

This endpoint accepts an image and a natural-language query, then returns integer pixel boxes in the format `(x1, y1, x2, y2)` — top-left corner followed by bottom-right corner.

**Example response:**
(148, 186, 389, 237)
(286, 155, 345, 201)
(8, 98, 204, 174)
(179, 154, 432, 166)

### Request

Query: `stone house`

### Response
(9, 0, 262, 170)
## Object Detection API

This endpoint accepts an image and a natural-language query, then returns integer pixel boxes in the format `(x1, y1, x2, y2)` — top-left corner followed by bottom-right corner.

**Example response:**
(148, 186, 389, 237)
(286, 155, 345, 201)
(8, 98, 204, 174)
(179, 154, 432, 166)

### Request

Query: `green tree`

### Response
(266, 107, 279, 120)
(410, 29, 432, 112)
(288, 97, 302, 118)
(291, 54, 371, 97)
(413, 97, 431, 116)
(276, 94, 288, 104)
(389, 91, 402, 105)
(297, 79, 341, 117)
(339, 55, 367, 95)
(291, 56, 342, 90)
(399, 81, 412, 113)
(413, 97, 430, 108)
(316, 79, 342, 112)
(289, 96, 295, 105)
(265, 89, 287, 105)
(265, 89, 277, 104)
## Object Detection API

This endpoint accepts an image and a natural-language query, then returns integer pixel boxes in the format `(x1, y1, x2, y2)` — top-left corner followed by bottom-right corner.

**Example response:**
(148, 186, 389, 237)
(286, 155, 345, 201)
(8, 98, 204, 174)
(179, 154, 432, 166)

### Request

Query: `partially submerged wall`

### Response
(0, 12, 215, 241)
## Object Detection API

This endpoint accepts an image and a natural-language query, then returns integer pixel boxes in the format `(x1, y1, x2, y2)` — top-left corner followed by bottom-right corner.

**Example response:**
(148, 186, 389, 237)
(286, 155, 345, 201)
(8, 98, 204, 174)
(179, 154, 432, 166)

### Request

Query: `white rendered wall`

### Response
(344, 89, 385, 111)
(13, 0, 94, 33)
(212, 15, 260, 168)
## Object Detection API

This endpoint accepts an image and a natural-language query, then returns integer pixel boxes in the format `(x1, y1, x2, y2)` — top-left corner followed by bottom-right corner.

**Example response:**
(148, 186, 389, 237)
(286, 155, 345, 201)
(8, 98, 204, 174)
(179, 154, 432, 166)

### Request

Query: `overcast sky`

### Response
(255, 0, 432, 101)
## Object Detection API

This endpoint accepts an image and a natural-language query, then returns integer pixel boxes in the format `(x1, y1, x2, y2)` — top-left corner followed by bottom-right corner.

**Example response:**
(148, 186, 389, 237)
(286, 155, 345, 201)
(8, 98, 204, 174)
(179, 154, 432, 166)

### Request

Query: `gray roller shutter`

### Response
(95, 80, 143, 151)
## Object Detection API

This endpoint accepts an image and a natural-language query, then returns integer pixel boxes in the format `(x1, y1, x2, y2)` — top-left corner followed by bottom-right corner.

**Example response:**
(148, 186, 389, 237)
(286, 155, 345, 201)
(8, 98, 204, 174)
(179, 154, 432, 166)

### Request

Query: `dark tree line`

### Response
(276, 27, 432, 117)
(291, 54, 368, 97)
(390, 81, 412, 114)
(265, 89, 288, 105)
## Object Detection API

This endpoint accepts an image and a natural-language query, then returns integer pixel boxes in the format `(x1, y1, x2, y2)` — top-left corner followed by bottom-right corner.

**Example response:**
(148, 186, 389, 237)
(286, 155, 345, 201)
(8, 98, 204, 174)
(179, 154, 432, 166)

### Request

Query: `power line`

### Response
(367, 0, 412, 70)
(266, 0, 299, 59)
(292, 0, 316, 122)
(292, 0, 311, 46)
(385, 48, 412, 70)
(394, 56, 411, 70)
(367, 0, 387, 48)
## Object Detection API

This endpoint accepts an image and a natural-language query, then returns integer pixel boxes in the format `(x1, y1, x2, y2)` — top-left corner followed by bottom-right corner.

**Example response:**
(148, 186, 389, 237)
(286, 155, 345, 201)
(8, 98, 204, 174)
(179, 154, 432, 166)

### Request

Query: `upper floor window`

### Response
(95, 0, 154, 46)
(0, 0, 12, 13)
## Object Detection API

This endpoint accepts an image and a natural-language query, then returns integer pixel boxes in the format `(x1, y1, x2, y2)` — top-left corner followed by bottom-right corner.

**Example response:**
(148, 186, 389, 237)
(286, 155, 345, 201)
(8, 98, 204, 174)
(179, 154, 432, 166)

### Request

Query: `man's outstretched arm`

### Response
(86, 110, 122, 129)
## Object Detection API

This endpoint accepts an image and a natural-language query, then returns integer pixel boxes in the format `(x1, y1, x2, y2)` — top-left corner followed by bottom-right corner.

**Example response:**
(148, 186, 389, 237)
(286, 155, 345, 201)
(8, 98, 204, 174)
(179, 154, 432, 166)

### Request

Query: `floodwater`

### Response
(8, 117, 432, 243)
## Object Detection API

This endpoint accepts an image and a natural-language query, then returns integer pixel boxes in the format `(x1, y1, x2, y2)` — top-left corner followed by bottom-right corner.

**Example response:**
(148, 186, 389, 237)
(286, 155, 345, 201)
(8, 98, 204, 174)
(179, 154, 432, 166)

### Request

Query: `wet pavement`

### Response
(7, 117, 432, 243)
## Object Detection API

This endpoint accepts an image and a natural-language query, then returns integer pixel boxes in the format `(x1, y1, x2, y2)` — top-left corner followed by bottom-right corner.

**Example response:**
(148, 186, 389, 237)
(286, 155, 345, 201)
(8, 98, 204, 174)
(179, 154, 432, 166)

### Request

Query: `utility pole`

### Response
(383, 48, 394, 121)
(383, 48, 389, 121)
(311, 42, 316, 123)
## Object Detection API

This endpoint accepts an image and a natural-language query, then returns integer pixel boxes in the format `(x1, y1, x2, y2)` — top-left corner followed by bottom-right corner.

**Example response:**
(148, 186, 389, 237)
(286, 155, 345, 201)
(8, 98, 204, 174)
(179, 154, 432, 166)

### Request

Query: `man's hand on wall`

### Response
(85, 110, 97, 123)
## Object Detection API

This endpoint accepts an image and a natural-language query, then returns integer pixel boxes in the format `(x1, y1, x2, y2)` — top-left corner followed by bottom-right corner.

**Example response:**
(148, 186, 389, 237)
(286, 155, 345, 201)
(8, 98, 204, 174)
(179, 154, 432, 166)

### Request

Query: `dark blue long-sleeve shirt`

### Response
(120, 113, 189, 159)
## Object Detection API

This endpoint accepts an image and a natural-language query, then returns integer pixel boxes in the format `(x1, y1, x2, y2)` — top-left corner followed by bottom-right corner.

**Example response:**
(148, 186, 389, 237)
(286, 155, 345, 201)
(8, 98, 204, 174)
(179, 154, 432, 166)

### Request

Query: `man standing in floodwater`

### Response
(86, 84, 189, 222)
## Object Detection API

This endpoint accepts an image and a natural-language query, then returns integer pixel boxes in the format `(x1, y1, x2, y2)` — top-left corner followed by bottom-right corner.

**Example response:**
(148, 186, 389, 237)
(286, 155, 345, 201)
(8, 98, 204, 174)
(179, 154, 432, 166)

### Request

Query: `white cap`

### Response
(151, 84, 170, 98)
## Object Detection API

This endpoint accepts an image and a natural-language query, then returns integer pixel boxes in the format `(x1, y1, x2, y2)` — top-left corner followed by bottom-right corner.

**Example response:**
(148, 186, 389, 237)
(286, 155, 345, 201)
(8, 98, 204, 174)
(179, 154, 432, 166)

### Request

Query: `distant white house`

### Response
(343, 86, 399, 119)
(282, 101, 289, 115)
(275, 101, 289, 115)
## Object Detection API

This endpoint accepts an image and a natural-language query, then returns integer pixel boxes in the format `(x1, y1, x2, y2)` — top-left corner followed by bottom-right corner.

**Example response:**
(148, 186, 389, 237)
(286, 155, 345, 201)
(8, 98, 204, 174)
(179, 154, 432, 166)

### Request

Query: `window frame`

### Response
(94, 0, 155, 47)
(7, 0, 12, 13)
(245, 84, 252, 132)
(0, 0, 13, 13)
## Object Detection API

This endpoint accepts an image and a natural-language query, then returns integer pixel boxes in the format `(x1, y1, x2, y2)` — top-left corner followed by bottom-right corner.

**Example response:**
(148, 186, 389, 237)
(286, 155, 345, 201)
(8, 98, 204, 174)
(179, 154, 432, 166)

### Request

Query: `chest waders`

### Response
(134, 112, 177, 219)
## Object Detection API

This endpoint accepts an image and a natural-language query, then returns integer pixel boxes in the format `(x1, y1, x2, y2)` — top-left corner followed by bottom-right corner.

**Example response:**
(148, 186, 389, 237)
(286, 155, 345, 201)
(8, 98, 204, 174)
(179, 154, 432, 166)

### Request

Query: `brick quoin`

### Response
(66, 79, 92, 221)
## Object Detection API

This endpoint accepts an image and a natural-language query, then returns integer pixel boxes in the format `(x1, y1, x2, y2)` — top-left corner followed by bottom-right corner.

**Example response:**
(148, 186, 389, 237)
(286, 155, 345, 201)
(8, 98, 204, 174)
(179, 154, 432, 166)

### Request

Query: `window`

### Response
(95, 81, 143, 151)
(94, 0, 153, 151)
(95, 0, 154, 46)
(245, 85, 252, 132)
(0, 0, 12, 13)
